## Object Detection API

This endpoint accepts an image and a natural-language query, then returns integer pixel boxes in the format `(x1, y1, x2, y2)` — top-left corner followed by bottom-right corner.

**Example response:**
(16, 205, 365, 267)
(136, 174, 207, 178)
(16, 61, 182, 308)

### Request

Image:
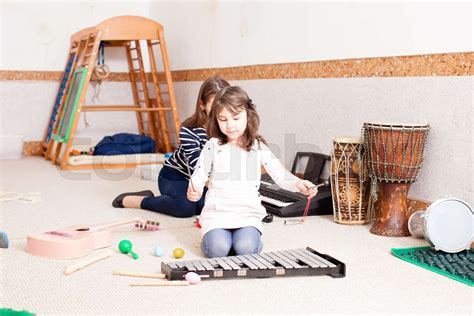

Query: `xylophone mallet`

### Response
(285, 180, 330, 225)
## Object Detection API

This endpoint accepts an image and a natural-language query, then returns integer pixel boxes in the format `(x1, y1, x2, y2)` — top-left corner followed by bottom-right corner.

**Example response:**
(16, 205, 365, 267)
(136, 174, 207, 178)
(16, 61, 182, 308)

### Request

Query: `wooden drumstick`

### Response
(64, 250, 113, 275)
(112, 271, 166, 279)
(129, 280, 190, 286)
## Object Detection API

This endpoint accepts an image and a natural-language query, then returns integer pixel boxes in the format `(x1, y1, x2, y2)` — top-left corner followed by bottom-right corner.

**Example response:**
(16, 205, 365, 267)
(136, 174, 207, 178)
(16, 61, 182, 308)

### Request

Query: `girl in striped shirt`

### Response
(112, 76, 230, 217)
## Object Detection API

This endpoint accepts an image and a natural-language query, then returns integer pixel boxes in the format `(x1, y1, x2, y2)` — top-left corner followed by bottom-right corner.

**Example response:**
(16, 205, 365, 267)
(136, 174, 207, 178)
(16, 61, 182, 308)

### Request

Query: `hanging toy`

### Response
(86, 42, 110, 128)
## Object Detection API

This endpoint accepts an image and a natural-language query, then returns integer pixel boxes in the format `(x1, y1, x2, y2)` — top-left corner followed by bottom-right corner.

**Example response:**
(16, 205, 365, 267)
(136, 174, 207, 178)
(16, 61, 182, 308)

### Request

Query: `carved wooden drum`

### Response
(331, 137, 372, 224)
(362, 123, 430, 236)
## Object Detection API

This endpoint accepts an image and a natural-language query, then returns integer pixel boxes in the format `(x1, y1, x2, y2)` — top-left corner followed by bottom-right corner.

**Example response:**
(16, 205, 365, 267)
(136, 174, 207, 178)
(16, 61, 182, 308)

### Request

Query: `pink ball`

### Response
(185, 272, 201, 285)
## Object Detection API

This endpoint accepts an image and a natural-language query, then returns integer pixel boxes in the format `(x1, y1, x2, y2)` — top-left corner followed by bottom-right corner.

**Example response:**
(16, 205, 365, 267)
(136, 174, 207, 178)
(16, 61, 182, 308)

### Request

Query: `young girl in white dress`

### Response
(187, 86, 317, 258)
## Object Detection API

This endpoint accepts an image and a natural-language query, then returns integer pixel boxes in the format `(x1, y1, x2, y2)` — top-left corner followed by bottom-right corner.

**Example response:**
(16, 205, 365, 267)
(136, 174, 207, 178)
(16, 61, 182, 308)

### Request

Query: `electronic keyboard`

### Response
(259, 178, 333, 217)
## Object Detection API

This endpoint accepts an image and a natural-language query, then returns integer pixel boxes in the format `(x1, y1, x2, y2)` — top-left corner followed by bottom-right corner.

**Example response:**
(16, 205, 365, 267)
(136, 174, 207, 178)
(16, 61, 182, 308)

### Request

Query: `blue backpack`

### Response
(93, 133, 156, 156)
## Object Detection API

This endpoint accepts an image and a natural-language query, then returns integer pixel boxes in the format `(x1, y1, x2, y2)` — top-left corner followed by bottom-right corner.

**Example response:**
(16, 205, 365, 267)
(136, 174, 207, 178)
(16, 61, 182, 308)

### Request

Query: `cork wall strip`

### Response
(1, 52, 472, 82)
(23, 141, 43, 157)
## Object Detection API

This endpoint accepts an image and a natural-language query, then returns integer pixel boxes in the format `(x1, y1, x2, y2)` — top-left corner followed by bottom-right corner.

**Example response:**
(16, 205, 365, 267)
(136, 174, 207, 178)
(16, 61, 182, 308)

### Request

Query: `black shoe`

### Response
(262, 213, 273, 223)
(112, 190, 154, 208)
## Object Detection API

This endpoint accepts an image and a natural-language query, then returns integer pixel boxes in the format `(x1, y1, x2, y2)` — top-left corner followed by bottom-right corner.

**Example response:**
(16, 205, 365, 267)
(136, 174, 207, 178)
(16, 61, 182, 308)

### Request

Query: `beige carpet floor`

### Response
(0, 158, 472, 315)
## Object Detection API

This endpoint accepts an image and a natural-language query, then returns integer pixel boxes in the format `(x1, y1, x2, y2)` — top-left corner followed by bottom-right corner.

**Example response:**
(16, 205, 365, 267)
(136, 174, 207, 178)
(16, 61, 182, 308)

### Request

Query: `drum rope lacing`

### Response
(360, 123, 430, 201)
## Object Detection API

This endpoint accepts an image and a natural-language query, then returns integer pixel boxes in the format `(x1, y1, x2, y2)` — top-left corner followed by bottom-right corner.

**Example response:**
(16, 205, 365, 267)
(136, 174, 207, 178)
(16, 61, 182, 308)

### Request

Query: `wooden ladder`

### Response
(125, 40, 157, 141)
(55, 31, 102, 168)
(41, 17, 181, 169)
(125, 36, 179, 153)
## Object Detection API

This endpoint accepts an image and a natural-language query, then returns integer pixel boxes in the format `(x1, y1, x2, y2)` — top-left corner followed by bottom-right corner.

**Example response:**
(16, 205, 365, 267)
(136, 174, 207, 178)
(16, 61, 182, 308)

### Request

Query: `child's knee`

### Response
(201, 237, 231, 258)
(173, 203, 196, 218)
(233, 237, 262, 255)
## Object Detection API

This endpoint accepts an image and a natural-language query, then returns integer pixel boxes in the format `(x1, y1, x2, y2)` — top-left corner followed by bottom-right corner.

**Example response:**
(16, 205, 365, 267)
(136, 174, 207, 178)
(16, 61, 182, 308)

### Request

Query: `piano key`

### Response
(250, 254, 277, 269)
(243, 254, 267, 269)
(286, 249, 321, 268)
(274, 251, 304, 269)
(299, 249, 337, 268)
(261, 195, 293, 208)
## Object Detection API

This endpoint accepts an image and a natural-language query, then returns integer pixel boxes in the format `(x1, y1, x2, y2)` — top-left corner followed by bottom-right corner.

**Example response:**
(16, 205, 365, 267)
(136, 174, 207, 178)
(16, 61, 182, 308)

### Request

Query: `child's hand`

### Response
(297, 180, 318, 199)
(187, 185, 202, 202)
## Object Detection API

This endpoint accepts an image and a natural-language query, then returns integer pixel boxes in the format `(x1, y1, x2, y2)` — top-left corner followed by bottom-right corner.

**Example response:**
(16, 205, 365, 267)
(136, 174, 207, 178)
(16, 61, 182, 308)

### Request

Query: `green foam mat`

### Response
(391, 246, 474, 287)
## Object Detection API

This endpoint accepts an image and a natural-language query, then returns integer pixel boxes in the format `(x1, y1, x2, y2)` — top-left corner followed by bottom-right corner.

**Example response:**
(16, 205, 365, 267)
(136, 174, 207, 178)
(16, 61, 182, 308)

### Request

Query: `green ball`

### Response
(173, 247, 185, 259)
(119, 240, 132, 254)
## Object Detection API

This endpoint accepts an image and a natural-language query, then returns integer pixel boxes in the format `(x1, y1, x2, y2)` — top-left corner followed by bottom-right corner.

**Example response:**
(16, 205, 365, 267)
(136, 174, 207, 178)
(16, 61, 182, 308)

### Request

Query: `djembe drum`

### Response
(331, 137, 373, 224)
(362, 123, 430, 237)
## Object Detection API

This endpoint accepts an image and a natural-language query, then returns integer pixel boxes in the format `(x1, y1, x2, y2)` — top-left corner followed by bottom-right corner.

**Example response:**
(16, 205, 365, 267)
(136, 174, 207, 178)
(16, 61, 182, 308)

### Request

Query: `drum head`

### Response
(425, 198, 473, 253)
(363, 122, 430, 129)
(333, 137, 361, 144)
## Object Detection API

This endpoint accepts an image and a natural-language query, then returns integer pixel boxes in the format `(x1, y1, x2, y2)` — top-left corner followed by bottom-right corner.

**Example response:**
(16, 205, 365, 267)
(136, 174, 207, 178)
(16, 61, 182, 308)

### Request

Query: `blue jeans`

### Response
(140, 166, 207, 218)
(201, 227, 263, 258)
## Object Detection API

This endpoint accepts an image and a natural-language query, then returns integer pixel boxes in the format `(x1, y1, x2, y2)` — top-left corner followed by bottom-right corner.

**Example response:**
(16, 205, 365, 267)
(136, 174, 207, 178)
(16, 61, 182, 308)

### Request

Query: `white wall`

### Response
(1, 1, 151, 71)
(1, 1, 472, 70)
(0, 1, 472, 205)
(173, 77, 474, 206)
(150, 1, 473, 70)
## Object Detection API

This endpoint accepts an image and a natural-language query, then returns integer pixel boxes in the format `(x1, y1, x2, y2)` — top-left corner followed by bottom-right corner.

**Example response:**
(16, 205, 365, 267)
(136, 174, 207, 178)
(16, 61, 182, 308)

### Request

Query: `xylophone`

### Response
(161, 247, 345, 280)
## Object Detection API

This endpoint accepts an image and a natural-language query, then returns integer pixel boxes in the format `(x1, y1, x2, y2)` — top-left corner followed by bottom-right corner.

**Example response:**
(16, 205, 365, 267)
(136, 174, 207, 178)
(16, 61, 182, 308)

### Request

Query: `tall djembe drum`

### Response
(331, 137, 373, 224)
(362, 123, 430, 237)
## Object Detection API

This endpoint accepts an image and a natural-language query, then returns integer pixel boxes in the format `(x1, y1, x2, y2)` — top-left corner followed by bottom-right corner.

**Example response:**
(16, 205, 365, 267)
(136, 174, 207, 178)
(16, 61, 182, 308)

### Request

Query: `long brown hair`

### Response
(208, 86, 266, 151)
(181, 76, 230, 129)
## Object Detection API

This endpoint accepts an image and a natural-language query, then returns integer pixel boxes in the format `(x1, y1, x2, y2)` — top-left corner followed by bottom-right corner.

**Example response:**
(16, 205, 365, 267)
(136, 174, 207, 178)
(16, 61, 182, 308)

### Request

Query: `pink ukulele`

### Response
(27, 217, 159, 259)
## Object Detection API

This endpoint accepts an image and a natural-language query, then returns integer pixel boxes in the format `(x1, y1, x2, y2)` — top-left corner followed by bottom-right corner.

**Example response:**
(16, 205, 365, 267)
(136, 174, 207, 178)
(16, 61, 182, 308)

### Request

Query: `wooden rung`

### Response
(82, 106, 172, 112)
(130, 47, 138, 51)
(150, 41, 161, 46)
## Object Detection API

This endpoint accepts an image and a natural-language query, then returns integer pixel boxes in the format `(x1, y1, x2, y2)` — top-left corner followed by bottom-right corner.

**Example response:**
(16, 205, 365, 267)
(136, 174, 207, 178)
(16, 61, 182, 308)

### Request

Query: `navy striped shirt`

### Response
(164, 126, 208, 179)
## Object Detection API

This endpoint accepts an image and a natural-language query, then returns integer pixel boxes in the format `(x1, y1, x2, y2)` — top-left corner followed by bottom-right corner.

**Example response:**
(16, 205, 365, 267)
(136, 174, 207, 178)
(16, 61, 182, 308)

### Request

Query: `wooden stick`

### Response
(129, 280, 190, 286)
(64, 250, 113, 275)
(113, 271, 166, 279)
